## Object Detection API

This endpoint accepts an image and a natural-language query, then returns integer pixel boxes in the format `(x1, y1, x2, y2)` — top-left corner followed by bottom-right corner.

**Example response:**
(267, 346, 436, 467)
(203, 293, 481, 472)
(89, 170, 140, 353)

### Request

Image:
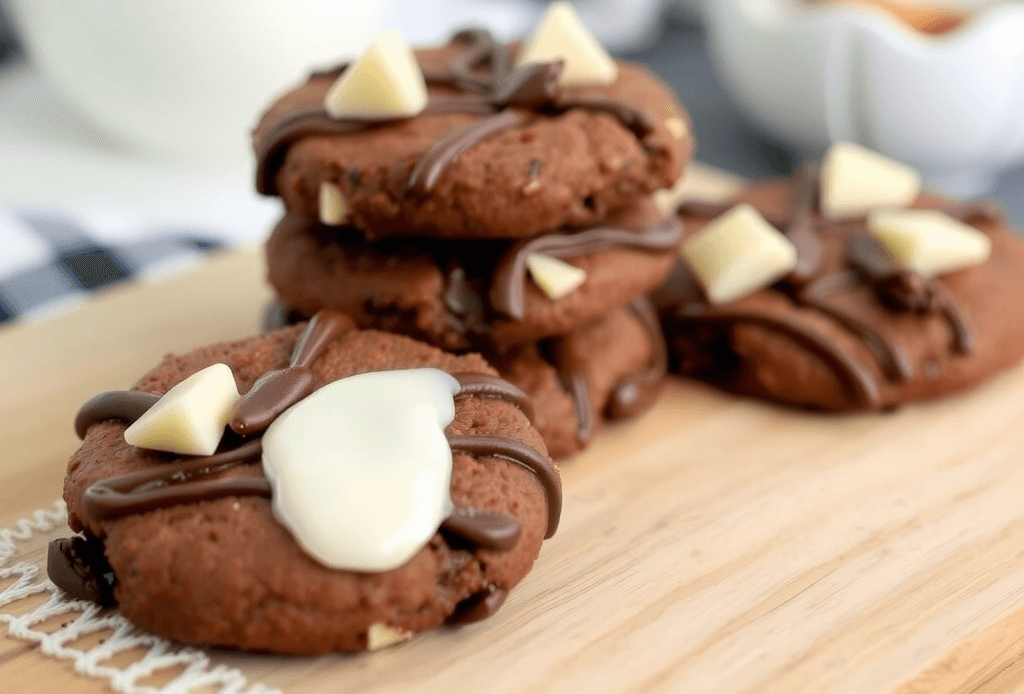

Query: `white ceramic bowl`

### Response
(5, 0, 384, 164)
(703, 0, 1024, 195)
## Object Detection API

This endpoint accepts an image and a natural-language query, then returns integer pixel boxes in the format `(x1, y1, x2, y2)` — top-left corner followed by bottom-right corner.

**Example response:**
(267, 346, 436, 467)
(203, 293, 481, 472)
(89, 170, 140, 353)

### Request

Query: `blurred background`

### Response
(0, 0, 1021, 324)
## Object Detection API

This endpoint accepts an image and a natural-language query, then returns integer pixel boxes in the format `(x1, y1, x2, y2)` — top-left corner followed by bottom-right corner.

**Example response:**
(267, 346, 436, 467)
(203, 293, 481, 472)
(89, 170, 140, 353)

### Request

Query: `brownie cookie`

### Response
(259, 301, 667, 460)
(654, 168, 1024, 411)
(56, 312, 560, 653)
(252, 29, 692, 239)
(485, 298, 668, 459)
(265, 199, 683, 351)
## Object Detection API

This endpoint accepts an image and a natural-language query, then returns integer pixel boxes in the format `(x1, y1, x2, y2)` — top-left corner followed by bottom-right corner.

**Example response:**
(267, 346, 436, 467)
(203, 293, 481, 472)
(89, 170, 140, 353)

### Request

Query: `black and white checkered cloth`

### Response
(0, 209, 229, 325)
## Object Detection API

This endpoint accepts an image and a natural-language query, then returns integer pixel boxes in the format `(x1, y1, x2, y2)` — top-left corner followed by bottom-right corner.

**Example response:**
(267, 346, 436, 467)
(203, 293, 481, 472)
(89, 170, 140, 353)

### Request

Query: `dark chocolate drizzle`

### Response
(447, 435, 561, 538)
(256, 28, 662, 198)
(445, 584, 509, 624)
(75, 390, 160, 439)
(782, 164, 825, 286)
(670, 303, 882, 409)
(799, 273, 914, 382)
(407, 110, 528, 197)
(845, 235, 972, 353)
(606, 298, 669, 420)
(231, 309, 354, 436)
(452, 372, 535, 423)
(84, 439, 269, 522)
(441, 505, 521, 551)
(548, 333, 594, 445)
(491, 217, 684, 320)
(47, 536, 117, 606)
(669, 164, 993, 407)
(543, 297, 669, 444)
(845, 235, 939, 313)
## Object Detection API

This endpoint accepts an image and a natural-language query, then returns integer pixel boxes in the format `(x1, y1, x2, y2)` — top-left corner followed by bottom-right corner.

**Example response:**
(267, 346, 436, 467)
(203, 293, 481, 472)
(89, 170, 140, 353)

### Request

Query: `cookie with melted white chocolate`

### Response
(56, 313, 560, 653)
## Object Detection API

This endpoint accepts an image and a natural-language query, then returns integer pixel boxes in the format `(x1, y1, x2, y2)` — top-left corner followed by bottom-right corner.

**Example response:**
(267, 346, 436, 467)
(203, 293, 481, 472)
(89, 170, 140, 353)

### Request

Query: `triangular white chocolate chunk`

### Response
(517, 1, 618, 86)
(324, 29, 428, 119)
(124, 363, 240, 456)
(526, 253, 587, 299)
(819, 142, 922, 218)
(681, 204, 797, 304)
(868, 208, 991, 277)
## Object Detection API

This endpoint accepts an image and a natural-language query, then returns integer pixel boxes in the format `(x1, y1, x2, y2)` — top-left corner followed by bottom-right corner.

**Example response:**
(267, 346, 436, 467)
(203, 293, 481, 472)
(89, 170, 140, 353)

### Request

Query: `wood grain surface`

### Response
(4, 179, 1024, 693)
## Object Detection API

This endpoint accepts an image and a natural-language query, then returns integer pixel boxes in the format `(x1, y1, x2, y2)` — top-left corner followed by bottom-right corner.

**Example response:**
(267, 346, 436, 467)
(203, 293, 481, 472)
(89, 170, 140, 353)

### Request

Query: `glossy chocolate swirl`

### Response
(453, 371, 535, 423)
(406, 110, 529, 196)
(256, 28, 660, 198)
(668, 300, 882, 408)
(491, 217, 684, 320)
(545, 297, 669, 444)
(606, 298, 669, 420)
(83, 439, 269, 522)
(447, 435, 561, 538)
(799, 272, 914, 382)
(548, 333, 595, 445)
(446, 584, 509, 624)
(231, 309, 355, 436)
(75, 390, 160, 439)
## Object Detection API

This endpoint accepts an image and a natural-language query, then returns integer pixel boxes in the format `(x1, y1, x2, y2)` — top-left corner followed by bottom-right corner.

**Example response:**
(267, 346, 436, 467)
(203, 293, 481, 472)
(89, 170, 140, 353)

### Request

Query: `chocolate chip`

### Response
(47, 536, 118, 606)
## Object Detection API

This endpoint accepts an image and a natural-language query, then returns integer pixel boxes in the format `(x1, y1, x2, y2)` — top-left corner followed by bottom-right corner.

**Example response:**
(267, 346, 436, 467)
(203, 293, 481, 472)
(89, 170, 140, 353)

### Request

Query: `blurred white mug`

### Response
(6, 0, 385, 163)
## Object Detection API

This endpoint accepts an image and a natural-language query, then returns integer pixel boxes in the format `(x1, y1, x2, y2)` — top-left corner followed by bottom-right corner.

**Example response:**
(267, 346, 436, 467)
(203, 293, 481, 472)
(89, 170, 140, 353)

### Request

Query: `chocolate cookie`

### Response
(654, 169, 1024, 411)
(260, 300, 666, 460)
(265, 199, 682, 351)
(252, 29, 691, 239)
(56, 312, 560, 653)
(485, 298, 668, 459)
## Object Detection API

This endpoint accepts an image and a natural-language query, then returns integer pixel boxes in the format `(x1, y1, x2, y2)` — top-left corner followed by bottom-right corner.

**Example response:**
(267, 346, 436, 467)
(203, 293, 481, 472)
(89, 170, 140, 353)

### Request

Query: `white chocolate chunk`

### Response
(262, 368, 460, 572)
(324, 29, 428, 119)
(681, 204, 797, 304)
(869, 208, 991, 277)
(820, 142, 922, 218)
(318, 181, 347, 226)
(526, 253, 587, 300)
(664, 117, 689, 141)
(124, 364, 239, 456)
(367, 623, 413, 650)
(516, 1, 618, 86)
(652, 163, 747, 218)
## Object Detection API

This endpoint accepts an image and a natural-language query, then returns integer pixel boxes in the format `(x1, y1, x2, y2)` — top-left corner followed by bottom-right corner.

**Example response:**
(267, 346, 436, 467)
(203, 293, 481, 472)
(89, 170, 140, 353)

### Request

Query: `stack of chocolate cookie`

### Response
(252, 6, 693, 457)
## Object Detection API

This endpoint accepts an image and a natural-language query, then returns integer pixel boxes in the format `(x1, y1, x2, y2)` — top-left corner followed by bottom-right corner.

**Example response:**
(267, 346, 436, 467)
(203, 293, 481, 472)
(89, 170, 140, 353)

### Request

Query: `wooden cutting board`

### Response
(5, 201, 1024, 693)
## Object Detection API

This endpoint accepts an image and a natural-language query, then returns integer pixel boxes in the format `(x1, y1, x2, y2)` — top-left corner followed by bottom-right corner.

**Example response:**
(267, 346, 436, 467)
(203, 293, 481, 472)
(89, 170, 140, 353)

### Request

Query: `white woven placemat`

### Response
(0, 500, 279, 694)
